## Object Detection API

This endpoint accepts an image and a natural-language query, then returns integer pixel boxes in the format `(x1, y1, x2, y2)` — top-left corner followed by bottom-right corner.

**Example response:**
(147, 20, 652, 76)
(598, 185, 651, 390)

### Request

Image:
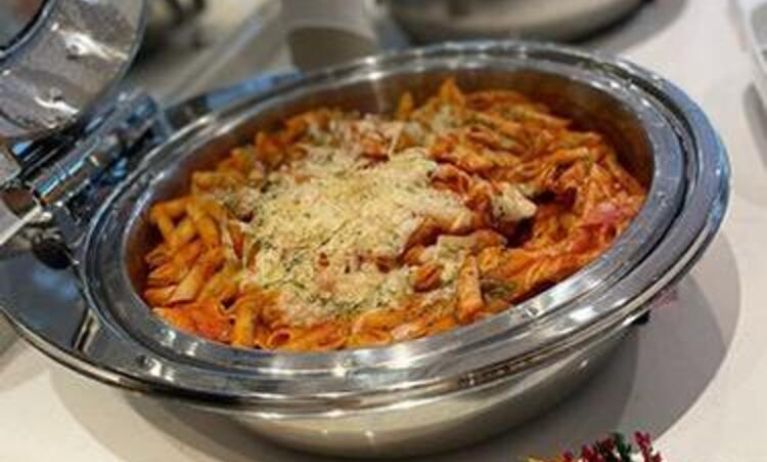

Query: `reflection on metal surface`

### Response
(0, 201, 41, 248)
(61, 30, 128, 62)
(0, 145, 19, 184)
(34, 92, 77, 115)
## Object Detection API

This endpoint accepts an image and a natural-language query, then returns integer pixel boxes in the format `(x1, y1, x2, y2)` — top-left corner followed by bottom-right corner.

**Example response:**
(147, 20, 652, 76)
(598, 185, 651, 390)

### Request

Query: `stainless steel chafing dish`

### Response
(0, 1, 728, 458)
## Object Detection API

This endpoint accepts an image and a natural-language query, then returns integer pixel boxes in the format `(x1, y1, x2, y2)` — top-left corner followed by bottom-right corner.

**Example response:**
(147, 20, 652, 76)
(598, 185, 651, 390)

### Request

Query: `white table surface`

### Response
(0, 1, 763, 460)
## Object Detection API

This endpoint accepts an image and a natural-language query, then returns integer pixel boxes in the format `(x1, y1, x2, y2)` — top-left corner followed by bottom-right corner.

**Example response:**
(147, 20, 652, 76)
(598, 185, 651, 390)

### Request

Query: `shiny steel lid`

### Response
(0, 0, 145, 142)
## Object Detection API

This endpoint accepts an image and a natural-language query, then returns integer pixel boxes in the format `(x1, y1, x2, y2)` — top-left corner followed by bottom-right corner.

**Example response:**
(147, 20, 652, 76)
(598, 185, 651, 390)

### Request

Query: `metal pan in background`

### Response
(386, 0, 647, 43)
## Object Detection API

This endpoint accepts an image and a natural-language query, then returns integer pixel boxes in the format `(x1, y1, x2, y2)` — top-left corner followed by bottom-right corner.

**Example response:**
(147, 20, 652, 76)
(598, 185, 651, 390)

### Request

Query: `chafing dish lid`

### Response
(0, 0, 145, 142)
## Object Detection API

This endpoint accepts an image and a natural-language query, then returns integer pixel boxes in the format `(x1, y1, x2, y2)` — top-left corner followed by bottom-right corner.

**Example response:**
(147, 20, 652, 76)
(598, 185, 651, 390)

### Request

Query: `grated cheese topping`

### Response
(239, 140, 474, 325)
(229, 112, 538, 326)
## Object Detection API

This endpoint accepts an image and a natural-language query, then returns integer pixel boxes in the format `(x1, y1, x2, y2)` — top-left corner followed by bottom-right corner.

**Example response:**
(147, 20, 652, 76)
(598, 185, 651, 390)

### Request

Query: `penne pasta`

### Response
(154, 307, 196, 332)
(156, 197, 190, 218)
(283, 323, 346, 352)
(353, 309, 407, 334)
(266, 328, 297, 350)
(410, 262, 443, 292)
(185, 199, 220, 247)
(231, 297, 257, 347)
(391, 317, 429, 341)
(144, 285, 177, 306)
(456, 256, 484, 323)
(198, 264, 239, 303)
(187, 300, 231, 342)
(147, 261, 187, 287)
(145, 243, 171, 267)
(347, 329, 392, 348)
(169, 248, 225, 304)
(149, 205, 176, 245)
(169, 217, 198, 249)
(140, 79, 645, 351)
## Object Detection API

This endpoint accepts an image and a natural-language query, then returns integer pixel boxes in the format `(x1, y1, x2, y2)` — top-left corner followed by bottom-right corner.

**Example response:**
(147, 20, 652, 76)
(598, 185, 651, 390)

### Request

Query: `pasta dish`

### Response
(141, 79, 646, 351)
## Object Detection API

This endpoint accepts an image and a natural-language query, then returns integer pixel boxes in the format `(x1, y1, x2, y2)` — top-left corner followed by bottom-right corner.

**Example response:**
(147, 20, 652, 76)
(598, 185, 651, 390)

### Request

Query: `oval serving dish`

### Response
(0, 42, 728, 457)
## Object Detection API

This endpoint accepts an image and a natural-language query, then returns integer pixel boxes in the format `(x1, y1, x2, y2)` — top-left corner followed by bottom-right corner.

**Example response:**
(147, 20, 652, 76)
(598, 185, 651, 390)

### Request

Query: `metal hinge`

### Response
(28, 91, 167, 207)
(0, 91, 169, 252)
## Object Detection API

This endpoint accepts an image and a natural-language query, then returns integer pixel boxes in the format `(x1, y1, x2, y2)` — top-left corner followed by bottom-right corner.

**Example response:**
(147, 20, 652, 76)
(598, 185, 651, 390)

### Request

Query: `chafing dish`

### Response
(0, 2, 728, 458)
